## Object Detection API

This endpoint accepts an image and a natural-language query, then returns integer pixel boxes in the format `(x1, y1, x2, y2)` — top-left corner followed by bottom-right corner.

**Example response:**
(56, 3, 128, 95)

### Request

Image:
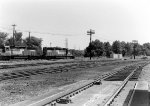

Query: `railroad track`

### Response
(11, 61, 149, 106)
(0, 59, 138, 82)
(0, 60, 109, 81)
(0, 59, 138, 70)
(103, 62, 148, 106)
(0, 61, 77, 69)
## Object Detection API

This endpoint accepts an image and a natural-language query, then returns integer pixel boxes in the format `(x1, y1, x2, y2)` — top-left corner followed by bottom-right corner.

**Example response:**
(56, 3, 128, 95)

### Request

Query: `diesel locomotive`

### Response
(0, 45, 74, 60)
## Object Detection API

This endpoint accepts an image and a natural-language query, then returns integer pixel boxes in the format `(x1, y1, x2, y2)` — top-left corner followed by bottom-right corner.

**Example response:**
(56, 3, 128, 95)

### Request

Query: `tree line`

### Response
(84, 39, 150, 57)
(1, 31, 150, 58)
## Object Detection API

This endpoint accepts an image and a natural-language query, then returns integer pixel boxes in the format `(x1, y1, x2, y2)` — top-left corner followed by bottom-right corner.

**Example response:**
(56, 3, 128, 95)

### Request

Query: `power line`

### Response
(94, 34, 114, 43)
(0, 25, 116, 44)
(0, 25, 85, 37)
(0, 26, 12, 31)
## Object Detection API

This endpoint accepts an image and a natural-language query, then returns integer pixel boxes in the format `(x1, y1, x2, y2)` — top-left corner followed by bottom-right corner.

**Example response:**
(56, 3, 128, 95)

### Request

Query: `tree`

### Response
(93, 40, 104, 56)
(0, 32, 8, 47)
(24, 36, 42, 48)
(104, 42, 111, 57)
(5, 37, 13, 46)
(24, 36, 43, 55)
(124, 42, 132, 56)
(14, 32, 23, 46)
(70, 49, 84, 57)
(143, 43, 150, 56)
(132, 43, 142, 57)
(5, 32, 24, 46)
(120, 41, 126, 56)
(112, 40, 121, 54)
(84, 46, 91, 57)
(84, 39, 104, 57)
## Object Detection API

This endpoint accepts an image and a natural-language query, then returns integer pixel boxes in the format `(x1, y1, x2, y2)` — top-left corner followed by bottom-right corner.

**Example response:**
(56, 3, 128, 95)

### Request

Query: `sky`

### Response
(0, 0, 150, 50)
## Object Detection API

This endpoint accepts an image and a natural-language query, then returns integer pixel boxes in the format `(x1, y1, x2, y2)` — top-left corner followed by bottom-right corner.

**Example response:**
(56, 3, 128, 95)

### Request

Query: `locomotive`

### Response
(0, 45, 74, 60)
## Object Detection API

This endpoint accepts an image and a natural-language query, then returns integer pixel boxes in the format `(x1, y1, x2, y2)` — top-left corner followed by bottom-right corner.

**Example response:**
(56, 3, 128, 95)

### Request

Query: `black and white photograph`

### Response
(0, 0, 150, 106)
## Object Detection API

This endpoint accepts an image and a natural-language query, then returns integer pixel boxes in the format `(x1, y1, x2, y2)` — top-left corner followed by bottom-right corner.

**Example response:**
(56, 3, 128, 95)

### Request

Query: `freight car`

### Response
(0, 46, 74, 60)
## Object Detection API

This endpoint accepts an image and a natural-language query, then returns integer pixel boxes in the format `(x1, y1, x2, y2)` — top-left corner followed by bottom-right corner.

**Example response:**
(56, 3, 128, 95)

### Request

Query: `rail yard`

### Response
(2, 0, 150, 106)
(0, 58, 149, 106)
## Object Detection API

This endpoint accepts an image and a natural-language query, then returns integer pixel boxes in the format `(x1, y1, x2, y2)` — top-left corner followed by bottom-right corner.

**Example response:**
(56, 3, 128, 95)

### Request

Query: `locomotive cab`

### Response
(5, 46, 11, 53)
(0, 46, 11, 55)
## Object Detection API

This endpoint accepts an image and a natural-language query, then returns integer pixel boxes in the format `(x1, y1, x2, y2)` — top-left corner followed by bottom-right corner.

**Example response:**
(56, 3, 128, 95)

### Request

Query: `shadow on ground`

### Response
(122, 89, 149, 106)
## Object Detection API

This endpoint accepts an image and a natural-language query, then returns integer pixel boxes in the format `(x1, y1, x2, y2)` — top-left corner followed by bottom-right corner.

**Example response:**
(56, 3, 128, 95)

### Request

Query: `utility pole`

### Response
(87, 29, 95, 60)
(65, 38, 68, 49)
(12, 24, 16, 47)
(50, 42, 52, 47)
(29, 31, 31, 48)
(132, 40, 138, 59)
(65, 38, 68, 59)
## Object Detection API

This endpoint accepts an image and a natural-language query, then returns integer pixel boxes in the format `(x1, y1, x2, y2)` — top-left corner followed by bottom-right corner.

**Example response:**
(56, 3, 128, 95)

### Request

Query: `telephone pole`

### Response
(29, 31, 31, 48)
(12, 24, 16, 47)
(87, 29, 95, 60)
(132, 40, 138, 59)
(65, 38, 68, 49)
(65, 38, 68, 59)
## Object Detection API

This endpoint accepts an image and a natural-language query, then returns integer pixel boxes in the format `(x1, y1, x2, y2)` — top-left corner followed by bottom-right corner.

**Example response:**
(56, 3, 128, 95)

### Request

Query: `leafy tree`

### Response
(120, 41, 126, 56)
(84, 39, 104, 57)
(5, 37, 13, 46)
(132, 43, 143, 57)
(104, 42, 111, 57)
(24, 36, 43, 55)
(84, 46, 91, 57)
(143, 43, 150, 49)
(124, 42, 132, 56)
(5, 32, 24, 46)
(14, 32, 23, 46)
(112, 40, 122, 54)
(0, 32, 8, 47)
(93, 40, 104, 56)
(70, 49, 84, 57)
(24, 36, 42, 48)
(143, 43, 150, 56)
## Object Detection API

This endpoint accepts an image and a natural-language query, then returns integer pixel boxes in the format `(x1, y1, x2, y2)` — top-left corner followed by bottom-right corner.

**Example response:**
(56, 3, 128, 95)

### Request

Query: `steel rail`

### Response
(104, 62, 149, 106)
(103, 68, 137, 106)
(127, 82, 138, 106)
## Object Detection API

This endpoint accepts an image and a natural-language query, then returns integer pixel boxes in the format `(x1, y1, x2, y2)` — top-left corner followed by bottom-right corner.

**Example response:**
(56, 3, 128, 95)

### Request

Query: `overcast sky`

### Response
(0, 0, 150, 49)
